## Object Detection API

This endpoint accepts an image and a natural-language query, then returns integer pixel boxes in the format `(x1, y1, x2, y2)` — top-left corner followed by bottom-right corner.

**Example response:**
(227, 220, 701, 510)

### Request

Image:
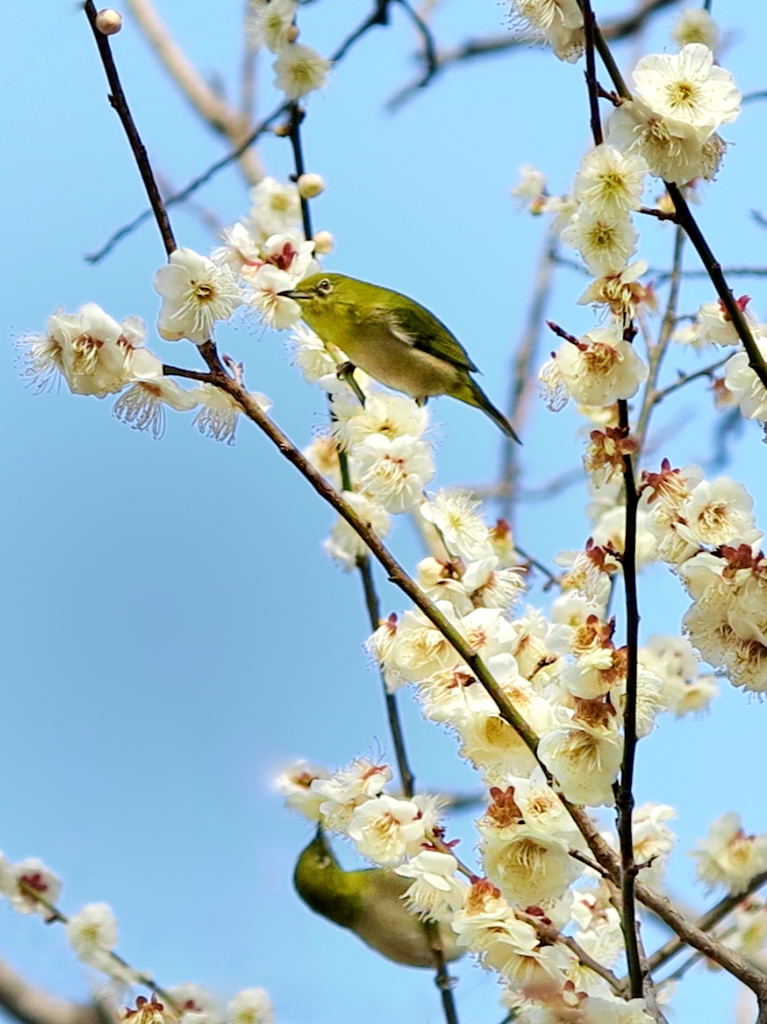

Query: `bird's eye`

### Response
(316, 278, 333, 295)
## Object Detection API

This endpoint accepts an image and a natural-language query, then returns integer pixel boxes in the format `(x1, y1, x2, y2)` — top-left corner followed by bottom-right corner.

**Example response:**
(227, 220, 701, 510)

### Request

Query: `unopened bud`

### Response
(95, 8, 123, 34)
(286, 24, 300, 43)
(298, 173, 325, 199)
(313, 230, 334, 255)
(273, 123, 291, 138)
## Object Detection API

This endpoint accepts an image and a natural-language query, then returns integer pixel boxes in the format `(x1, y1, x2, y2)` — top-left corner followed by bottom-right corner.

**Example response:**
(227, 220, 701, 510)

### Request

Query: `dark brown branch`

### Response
(614, 399, 643, 999)
(647, 870, 767, 975)
(357, 556, 416, 798)
(579, 0, 604, 146)
(84, 0, 176, 257)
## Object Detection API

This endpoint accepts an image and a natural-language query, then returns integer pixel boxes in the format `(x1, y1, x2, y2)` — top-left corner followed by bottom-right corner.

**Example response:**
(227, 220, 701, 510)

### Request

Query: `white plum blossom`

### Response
(355, 433, 435, 513)
(289, 322, 344, 382)
(347, 793, 440, 865)
(677, 298, 757, 349)
(632, 44, 740, 133)
(573, 145, 647, 219)
(607, 99, 726, 185)
(246, 0, 297, 52)
(537, 706, 623, 807)
(548, 326, 649, 407)
(248, 177, 301, 239)
(481, 826, 580, 908)
(227, 989, 275, 1024)
(395, 851, 468, 920)
(560, 206, 638, 277)
(508, 0, 585, 63)
(311, 758, 392, 832)
(333, 393, 429, 448)
(273, 43, 331, 99)
(19, 305, 158, 399)
(193, 384, 271, 445)
(155, 249, 243, 345)
(113, 378, 200, 440)
(511, 164, 547, 211)
(675, 477, 757, 549)
(248, 265, 303, 330)
(211, 221, 262, 273)
(672, 8, 720, 51)
(276, 760, 330, 820)
(169, 985, 221, 1024)
(724, 338, 767, 422)
(577, 260, 651, 323)
(691, 812, 767, 894)
(632, 803, 677, 887)
(1, 858, 61, 917)
(66, 903, 118, 969)
(421, 489, 492, 561)
(324, 491, 391, 569)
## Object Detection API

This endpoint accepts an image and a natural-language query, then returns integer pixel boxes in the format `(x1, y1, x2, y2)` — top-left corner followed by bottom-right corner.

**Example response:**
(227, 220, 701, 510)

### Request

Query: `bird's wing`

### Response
(385, 303, 479, 373)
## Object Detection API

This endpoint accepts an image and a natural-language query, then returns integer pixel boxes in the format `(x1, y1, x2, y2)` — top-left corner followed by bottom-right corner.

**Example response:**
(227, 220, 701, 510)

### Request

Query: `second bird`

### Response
(281, 272, 521, 443)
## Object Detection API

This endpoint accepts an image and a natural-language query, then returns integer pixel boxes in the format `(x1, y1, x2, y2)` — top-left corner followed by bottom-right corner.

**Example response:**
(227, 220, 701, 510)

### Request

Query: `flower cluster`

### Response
(246, 0, 331, 99)
(0, 852, 276, 1021)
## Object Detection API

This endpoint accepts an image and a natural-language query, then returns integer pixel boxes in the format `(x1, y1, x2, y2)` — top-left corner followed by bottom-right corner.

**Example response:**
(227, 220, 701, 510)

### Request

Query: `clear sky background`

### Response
(2, 2, 767, 1023)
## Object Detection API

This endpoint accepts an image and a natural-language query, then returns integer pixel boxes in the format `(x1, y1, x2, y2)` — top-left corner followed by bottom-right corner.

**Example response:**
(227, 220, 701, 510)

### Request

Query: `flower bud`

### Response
(95, 8, 123, 34)
(298, 173, 325, 199)
(313, 230, 334, 255)
(286, 24, 299, 43)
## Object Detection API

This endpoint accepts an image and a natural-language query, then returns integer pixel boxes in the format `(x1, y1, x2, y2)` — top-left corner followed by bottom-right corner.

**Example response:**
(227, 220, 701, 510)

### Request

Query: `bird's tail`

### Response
(459, 379, 522, 443)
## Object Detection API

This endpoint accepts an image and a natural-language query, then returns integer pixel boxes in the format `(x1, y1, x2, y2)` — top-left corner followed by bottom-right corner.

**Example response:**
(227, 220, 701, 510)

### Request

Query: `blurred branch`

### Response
(124, 0, 263, 184)
(0, 959, 109, 1024)
(386, 0, 680, 110)
(647, 870, 767, 976)
(497, 228, 559, 524)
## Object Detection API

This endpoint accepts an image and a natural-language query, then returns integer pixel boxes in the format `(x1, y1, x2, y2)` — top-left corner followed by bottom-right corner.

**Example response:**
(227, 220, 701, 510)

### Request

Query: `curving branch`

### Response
(0, 957, 111, 1024)
(124, 0, 263, 184)
(386, 0, 681, 110)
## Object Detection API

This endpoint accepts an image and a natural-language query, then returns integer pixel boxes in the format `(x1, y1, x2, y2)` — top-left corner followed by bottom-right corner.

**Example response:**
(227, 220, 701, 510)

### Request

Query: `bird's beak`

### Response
(278, 288, 310, 300)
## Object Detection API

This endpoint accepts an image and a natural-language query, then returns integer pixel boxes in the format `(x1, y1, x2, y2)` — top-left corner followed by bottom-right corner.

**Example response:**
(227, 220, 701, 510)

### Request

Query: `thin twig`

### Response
(650, 357, 728, 406)
(87, 0, 398, 262)
(386, 0, 677, 109)
(357, 555, 416, 797)
(518, 912, 624, 995)
(647, 870, 767, 975)
(124, 0, 262, 183)
(667, 184, 767, 393)
(635, 225, 685, 450)
(84, 0, 176, 257)
(0, 958, 109, 1024)
(16, 884, 180, 1016)
(497, 228, 559, 524)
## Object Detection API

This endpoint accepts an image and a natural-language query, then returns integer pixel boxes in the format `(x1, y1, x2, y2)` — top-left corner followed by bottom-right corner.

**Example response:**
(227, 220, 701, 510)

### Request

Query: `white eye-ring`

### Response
(316, 278, 333, 295)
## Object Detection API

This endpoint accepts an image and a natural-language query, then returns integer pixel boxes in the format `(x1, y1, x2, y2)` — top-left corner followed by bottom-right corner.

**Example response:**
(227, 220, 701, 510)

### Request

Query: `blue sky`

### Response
(3, 2, 767, 1023)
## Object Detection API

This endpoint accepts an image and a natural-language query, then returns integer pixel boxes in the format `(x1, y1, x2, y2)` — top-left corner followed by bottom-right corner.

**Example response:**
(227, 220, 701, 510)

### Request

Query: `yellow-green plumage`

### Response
(293, 829, 462, 968)
(282, 272, 520, 443)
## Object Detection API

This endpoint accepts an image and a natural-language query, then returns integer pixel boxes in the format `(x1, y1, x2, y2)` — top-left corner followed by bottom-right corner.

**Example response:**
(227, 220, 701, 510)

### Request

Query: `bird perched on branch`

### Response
(280, 272, 521, 442)
(293, 829, 462, 968)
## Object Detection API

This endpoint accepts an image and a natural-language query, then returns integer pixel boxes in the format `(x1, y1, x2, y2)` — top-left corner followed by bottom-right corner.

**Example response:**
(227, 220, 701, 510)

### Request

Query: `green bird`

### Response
(281, 273, 521, 443)
(293, 829, 462, 968)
